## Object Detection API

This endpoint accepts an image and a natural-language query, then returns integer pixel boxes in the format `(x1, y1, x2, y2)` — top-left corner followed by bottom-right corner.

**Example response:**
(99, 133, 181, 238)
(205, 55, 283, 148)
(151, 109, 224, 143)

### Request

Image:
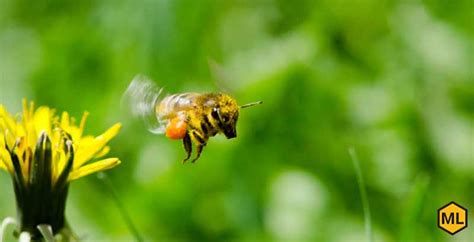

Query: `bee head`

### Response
(212, 94, 240, 139)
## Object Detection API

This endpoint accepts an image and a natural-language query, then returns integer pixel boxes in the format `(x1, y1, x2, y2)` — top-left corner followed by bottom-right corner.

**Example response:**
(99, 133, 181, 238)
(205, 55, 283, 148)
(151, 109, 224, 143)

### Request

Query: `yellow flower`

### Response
(0, 99, 121, 238)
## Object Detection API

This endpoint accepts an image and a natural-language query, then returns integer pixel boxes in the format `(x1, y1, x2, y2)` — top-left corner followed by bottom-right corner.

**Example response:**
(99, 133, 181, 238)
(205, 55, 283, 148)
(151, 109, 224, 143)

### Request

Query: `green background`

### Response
(0, 0, 473, 241)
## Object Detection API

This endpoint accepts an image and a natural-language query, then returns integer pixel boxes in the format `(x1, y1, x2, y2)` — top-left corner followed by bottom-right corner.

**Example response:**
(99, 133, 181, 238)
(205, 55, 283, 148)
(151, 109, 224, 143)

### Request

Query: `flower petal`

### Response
(94, 146, 110, 159)
(0, 105, 17, 134)
(0, 132, 4, 148)
(0, 133, 10, 173)
(60, 111, 89, 142)
(60, 112, 70, 129)
(0, 148, 13, 173)
(0, 159, 5, 171)
(69, 158, 120, 181)
(74, 123, 121, 168)
(33, 107, 52, 137)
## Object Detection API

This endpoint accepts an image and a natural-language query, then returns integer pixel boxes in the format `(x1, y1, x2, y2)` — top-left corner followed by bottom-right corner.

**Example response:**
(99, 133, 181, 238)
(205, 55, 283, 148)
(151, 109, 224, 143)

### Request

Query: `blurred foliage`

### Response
(0, 0, 473, 241)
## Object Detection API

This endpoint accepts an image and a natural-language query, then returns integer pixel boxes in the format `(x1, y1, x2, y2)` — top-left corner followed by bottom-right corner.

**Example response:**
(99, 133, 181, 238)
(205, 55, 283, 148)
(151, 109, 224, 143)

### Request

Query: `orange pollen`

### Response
(165, 117, 187, 140)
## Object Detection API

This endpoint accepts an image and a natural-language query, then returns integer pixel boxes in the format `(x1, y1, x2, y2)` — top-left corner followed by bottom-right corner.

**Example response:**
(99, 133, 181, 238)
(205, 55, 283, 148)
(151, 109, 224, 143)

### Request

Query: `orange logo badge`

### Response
(438, 201, 468, 235)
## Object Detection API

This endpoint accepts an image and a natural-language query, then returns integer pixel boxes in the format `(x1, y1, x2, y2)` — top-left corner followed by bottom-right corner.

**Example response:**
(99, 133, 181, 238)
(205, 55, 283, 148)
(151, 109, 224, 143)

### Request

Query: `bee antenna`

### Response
(240, 101, 263, 109)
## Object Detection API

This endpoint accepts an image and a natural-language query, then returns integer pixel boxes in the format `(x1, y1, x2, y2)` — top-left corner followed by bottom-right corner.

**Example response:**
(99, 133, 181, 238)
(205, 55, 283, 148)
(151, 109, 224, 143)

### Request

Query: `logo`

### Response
(437, 201, 468, 235)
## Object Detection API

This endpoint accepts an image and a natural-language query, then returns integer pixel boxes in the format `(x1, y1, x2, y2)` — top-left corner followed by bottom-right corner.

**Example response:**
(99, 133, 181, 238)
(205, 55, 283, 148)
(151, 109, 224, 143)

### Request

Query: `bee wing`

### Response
(121, 74, 167, 134)
(157, 92, 202, 119)
(207, 58, 237, 94)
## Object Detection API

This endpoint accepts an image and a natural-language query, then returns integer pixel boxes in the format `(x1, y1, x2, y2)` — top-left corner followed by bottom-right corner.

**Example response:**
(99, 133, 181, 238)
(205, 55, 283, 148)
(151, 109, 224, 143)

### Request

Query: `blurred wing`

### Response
(121, 75, 166, 134)
(157, 92, 200, 120)
(207, 58, 236, 94)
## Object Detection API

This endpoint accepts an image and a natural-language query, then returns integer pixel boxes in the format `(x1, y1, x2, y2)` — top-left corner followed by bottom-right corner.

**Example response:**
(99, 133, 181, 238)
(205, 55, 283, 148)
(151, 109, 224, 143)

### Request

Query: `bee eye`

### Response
(211, 107, 220, 120)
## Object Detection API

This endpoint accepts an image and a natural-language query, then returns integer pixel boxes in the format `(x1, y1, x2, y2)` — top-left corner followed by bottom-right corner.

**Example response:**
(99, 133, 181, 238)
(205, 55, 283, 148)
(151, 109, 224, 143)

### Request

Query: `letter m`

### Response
(442, 212, 454, 224)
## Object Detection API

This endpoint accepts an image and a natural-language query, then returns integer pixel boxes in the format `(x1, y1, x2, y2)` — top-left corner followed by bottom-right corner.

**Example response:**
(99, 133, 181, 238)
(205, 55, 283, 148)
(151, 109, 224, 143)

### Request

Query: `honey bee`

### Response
(123, 75, 262, 163)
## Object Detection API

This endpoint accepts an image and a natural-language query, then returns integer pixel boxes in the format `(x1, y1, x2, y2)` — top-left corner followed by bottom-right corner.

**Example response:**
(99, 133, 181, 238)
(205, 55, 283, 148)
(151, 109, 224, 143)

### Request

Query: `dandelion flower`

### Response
(0, 100, 121, 239)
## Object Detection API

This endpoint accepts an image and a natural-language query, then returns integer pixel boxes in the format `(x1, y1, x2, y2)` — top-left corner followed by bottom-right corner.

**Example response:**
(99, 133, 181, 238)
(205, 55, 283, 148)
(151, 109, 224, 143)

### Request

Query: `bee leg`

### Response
(190, 130, 206, 163)
(182, 132, 192, 163)
(192, 144, 205, 163)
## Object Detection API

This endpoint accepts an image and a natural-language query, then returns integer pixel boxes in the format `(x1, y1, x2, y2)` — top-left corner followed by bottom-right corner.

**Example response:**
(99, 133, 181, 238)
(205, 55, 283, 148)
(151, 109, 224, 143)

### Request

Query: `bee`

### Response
(123, 75, 262, 163)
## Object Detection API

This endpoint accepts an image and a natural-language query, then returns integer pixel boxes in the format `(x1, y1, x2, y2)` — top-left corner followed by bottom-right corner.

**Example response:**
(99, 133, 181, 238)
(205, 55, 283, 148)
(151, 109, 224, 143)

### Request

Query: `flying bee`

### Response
(123, 75, 262, 163)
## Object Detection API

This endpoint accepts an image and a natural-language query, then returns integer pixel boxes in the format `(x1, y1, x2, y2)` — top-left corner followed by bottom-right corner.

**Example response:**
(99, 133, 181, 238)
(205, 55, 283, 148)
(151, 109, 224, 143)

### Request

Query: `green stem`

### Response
(97, 173, 143, 242)
(348, 147, 372, 242)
